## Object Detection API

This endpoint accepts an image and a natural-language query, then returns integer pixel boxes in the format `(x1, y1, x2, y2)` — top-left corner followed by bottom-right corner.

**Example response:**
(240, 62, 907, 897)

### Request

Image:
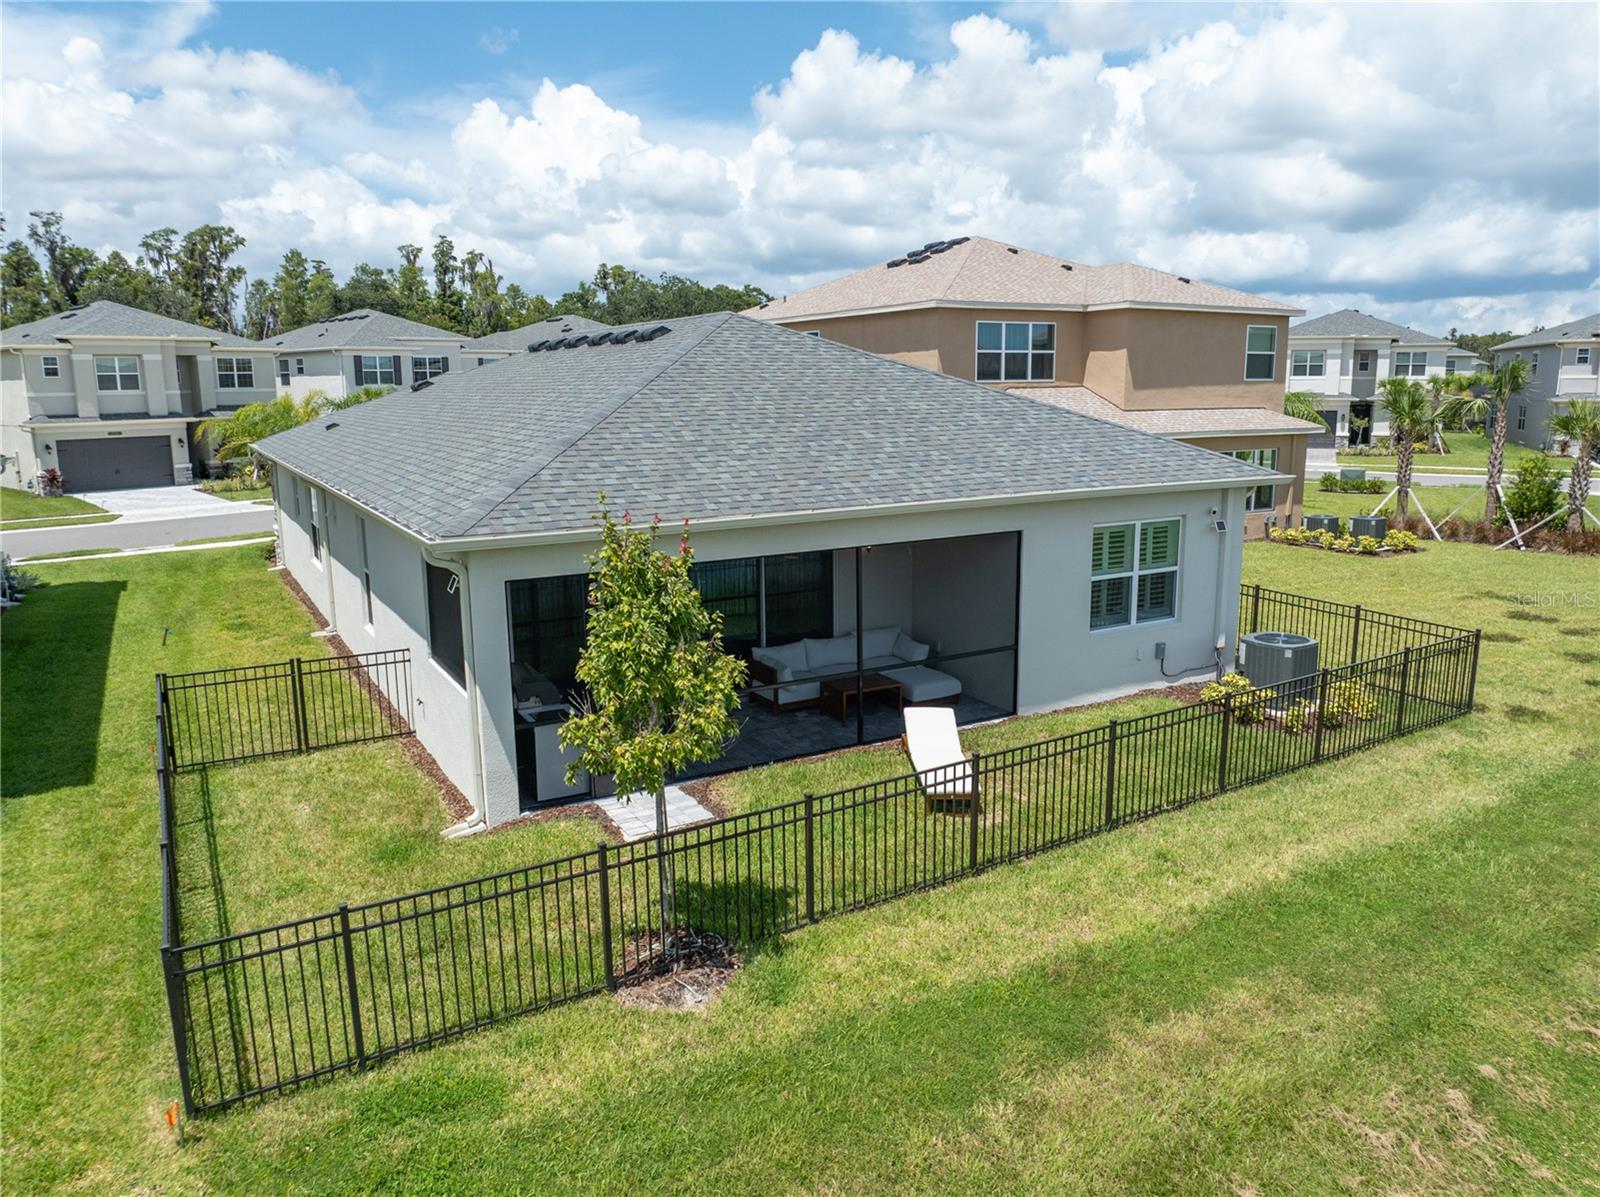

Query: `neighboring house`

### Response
(1286, 310, 1486, 448)
(1490, 314, 1600, 452)
(267, 310, 474, 399)
(464, 314, 610, 367)
(0, 300, 273, 491)
(256, 311, 1283, 830)
(745, 236, 1316, 538)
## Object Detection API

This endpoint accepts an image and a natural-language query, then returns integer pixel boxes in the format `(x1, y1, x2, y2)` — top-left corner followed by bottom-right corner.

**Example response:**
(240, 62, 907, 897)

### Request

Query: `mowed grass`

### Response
(1336, 429, 1594, 475)
(1306, 482, 1490, 523)
(3, 542, 1599, 1193)
(0, 485, 107, 520)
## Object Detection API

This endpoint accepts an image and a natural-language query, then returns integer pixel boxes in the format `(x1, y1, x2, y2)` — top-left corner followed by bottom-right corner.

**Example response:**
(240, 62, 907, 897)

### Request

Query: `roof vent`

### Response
(886, 258, 907, 268)
(1060, 263, 1073, 271)
(325, 422, 340, 430)
(588, 331, 615, 346)
(527, 339, 550, 352)
(60, 312, 76, 320)
(410, 380, 432, 391)
(566, 334, 592, 347)
(546, 337, 570, 349)
(638, 324, 671, 342)
(1006, 247, 1019, 254)
(1178, 276, 1191, 284)
(614, 329, 640, 344)
(947, 236, 969, 246)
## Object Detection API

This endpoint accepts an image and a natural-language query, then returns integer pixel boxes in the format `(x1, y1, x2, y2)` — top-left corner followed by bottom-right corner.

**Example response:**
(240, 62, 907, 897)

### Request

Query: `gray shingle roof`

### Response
(1490, 313, 1600, 352)
(467, 314, 609, 352)
(256, 312, 1280, 544)
(268, 309, 467, 353)
(1288, 309, 1456, 344)
(0, 300, 262, 348)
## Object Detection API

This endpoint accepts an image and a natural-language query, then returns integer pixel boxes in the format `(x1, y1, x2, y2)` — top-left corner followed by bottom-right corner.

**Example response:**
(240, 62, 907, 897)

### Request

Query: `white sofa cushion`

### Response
(894, 632, 930, 662)
(803, 632, 857, 669)
(888, 666, 963, 703)
(862, 625, 901, 659)
(754, 640, 809, 679)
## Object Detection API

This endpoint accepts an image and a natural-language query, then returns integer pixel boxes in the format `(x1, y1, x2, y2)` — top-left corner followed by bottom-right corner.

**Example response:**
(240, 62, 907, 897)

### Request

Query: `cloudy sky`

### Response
(3, 1, 1596, 333)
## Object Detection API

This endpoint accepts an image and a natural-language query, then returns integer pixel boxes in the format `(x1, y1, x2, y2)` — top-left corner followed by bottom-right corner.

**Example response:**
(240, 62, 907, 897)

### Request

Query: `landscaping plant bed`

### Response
(1269, 526, 1422, 556)
(615, 928, 738, 1012)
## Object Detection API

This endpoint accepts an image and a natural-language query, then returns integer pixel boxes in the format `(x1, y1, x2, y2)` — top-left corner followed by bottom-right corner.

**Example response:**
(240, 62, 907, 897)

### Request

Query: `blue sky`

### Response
(3, 2, 1596, 331)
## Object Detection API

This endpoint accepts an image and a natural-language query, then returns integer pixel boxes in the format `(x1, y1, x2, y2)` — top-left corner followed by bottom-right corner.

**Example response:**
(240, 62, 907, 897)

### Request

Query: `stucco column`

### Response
(161, 343, 183, 413)
(142, 352, 169, 416)
(195, 352, 217, 413)
(69, 353, 99, 418)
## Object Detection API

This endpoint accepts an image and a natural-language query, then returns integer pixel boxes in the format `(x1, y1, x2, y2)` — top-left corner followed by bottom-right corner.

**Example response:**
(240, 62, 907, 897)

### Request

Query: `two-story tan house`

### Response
(1, 301, 274, 491)
(746, 236, 1315, 536)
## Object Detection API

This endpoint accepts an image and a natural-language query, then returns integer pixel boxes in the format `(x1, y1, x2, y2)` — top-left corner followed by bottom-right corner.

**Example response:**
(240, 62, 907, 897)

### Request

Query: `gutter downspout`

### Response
(1212, 488, 1241, 677)
(422, 546, 488, 836)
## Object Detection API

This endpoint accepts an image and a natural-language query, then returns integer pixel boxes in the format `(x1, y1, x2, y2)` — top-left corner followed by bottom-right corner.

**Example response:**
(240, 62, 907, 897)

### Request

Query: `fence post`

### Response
(1103, 722, 1119, 828)
(1312, 668, 1331, 761)
(597, 841, 616, 992)
(1216, 696, 1233, 793)
(337, 902, 367, 1069)
(803, 794, 816, 924)
(968, 752, 982, 872)
(1249, 584, 1262, 635)
(1465, 628, 1482, 712)
(1394, 646, 1413, 736)
(1349, 605, 1363, 665)
(290, 658, 311, 753)
(160, 945, 197, 1117)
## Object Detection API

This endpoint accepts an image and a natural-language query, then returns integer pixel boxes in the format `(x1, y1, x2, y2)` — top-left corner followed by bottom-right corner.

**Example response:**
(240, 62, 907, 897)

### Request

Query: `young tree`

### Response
(1443, 357, 1530, 523)
(560, 503, 746, 956)
(1378, 378, 1434, 520)
(1282, 389, 1329, 431)
(1547, 398, 1600, 530)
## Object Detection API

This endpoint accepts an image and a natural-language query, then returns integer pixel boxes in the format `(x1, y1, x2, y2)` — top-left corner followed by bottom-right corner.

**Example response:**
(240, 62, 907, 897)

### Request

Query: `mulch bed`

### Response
(614, 928, 738, 1012)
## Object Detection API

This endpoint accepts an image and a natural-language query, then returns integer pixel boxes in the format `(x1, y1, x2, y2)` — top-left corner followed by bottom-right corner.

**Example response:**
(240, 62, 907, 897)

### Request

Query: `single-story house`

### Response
(0, 300, 274, 490)
(256, 312, 1285, 831)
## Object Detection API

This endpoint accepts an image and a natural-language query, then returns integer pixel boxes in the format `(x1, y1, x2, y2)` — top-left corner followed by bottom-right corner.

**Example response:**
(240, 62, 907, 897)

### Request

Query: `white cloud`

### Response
(1, 1, 1594, 326)
(479, 26, 519, 55)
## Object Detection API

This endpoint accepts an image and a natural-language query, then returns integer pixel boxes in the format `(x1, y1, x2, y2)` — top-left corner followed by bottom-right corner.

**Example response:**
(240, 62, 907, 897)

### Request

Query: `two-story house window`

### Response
(94, 356, 141, 391)
(1244, 327, 1277, 380)
(278, 359, 292, 386)
(1392, 351, 1427, 377)
(1530, 351, 1539, 378)
(356, 355, 399, 386)
(1577, 347, 1591, 365)
(41, 355, 60, 378)
(1290, 350, 1325, 377)
(295, 358, 306, 375)
(1516, 405, 1527, 431)
(975, 321, 1055, 382)
(411, 355, 449, 382)
(1356, 350, 1374, 374)
(1231, 448, 1278, 511)
(216, 357, 254, 389)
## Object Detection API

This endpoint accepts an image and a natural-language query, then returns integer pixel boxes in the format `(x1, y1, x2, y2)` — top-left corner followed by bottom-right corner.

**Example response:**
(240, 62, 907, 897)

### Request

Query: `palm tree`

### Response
(1283, 390, 1329, 431)
(1547, 398, 1600, 530)
(1442, 357, 1529, 523)
(198, 393, 325, 483)
(1379, 378, 1434, 520)
(1424, 376, 1451, 453)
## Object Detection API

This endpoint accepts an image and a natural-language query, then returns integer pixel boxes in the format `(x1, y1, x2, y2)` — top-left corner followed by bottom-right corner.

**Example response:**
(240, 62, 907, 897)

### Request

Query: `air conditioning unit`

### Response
(1350, 515, 1388, 539)
(1303, 515, 1340, 535)
(1239, 631, 1319, 710)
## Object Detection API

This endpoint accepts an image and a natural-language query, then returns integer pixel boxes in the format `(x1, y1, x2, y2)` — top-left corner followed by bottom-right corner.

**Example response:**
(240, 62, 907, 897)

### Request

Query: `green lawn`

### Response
(4, 544, 1597, 1193)
(200, 484, 274, 502)
(0, 485, 115, 529)
(1336, 430, 1594, 475)
(1306, 483, 1490, 523)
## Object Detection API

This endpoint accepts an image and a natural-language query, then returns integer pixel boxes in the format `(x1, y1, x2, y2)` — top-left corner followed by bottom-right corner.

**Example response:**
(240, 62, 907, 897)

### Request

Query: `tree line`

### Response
(1, 210, 772, 338)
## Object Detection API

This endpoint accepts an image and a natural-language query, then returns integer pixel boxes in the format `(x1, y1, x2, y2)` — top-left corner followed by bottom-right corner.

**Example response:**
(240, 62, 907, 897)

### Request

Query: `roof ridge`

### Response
(459, 312, 734, 535)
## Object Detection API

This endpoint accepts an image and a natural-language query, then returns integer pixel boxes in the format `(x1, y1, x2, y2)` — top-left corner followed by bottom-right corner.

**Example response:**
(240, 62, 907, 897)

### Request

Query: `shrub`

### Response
(1356, 535, 1381, 554)
(1202, 672, 1274, 723)
(1323, 679, 1378, 726)
(38, 467, 64, 496)
(1280, 700, 1315, 735)
(1383, 529, 1421, 551)
(1495, 456, 1565, 529)
(1318, 473, 1387, 494)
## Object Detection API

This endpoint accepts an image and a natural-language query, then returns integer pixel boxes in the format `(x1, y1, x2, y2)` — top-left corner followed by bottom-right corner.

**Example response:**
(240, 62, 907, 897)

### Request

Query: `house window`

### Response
(1357, 350, 1374, 373)
(1516, 405, 1527, 431)
(41, 355, 60, 378)
(411, 355, 449, 381)
(477, 357, 488, 367)
(1231, 448, 1279, 511)
(278, 359, 291, 386)
(976, 321, 1055, 382)
(1530, 351, 1539, 377)
(688, 551, 833, 659)
(94, 355, 141, 391)
(356, 355, 398, 386)
(1578, 347, 1591, 365)
(1392, 351, 1427, 377)
(1090, 519, 1180, 629)
(1445, 361, 1458, 376)
(425, 563, 466, 686)
(295, 358, 305, 375)
(308, 487, 322, 561)
(359, 518, 374, 626)
(1244, 326, 1277, 381)
(805, 330, 821, 337)
(216, 357, 254, 388)
(507, 574, 588, 699)
(1290, 349, 1325, 377)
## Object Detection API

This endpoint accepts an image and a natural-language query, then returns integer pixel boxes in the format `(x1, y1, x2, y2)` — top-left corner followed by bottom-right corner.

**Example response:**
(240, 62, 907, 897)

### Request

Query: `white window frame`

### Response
(94, 355, 141, 392)
(1392, 350, 1428, 377)
(1530, 351, 1539, 377)
(1290, 349, 1325, 378)
(1231, 448, 1279, 511)
(1243, 326, 1277, 381)
(277, 358, 291, 386)
(41, 354, 60, 378)
(356, 355, 397, 386)
(216, 357, 254, 389)
(975, 320, 1056, 383)
(1516, 404, 1527, 431)
(1356, 349, 1374, 373)
(295, 357, 305, 376)
(1577, 347, 1591, 365)
(359, 517, 374, 627)
(411, 355, 449, 382)
(1089, 518, 1181, 631)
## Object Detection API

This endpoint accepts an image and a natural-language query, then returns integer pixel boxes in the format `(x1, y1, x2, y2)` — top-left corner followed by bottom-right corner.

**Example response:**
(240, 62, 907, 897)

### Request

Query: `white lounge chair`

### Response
(901, 705, 976, 812)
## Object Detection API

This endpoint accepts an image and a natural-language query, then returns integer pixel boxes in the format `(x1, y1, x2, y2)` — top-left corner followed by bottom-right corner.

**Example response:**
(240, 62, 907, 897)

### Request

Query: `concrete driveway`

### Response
(73, 485, 247, 521)
(4, 485, 275, 559)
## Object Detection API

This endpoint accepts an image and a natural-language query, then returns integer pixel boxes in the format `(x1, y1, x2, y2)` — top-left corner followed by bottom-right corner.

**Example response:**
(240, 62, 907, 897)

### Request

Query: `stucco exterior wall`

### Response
(1179, 433, 1306, 534)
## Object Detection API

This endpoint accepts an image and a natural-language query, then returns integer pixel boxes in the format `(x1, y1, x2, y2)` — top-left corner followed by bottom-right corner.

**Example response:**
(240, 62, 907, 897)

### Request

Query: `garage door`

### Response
(57, 436, 175, 491)
(1308, 411, 1340, 449)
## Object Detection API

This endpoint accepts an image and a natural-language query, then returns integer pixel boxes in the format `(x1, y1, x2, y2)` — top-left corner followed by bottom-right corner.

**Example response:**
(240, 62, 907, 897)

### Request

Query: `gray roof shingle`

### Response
(0, 300, 262, 348)
(268, 309, 467, 353)
(1288, 309, 1462, 345)
(1490, 313, 1600, 352)
(467, 314, 609, 352)
(257, 312, 1280, 544)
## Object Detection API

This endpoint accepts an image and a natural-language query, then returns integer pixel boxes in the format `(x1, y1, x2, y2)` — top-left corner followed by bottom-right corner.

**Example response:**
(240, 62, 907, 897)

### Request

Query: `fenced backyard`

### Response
(155, 586, 1480, 1116)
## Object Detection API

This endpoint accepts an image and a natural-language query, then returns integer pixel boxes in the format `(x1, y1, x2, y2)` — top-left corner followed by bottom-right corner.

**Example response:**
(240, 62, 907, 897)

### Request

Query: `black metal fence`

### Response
(156, 591, 1479, 1115)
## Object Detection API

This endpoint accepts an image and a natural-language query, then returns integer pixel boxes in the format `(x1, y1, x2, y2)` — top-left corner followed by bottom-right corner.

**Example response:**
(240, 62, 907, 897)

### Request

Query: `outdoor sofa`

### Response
(748, 626, 962, 712)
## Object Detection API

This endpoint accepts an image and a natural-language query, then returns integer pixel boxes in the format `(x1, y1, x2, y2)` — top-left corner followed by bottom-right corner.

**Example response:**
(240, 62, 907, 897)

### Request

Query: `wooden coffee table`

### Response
(821, 673, 904, 724)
